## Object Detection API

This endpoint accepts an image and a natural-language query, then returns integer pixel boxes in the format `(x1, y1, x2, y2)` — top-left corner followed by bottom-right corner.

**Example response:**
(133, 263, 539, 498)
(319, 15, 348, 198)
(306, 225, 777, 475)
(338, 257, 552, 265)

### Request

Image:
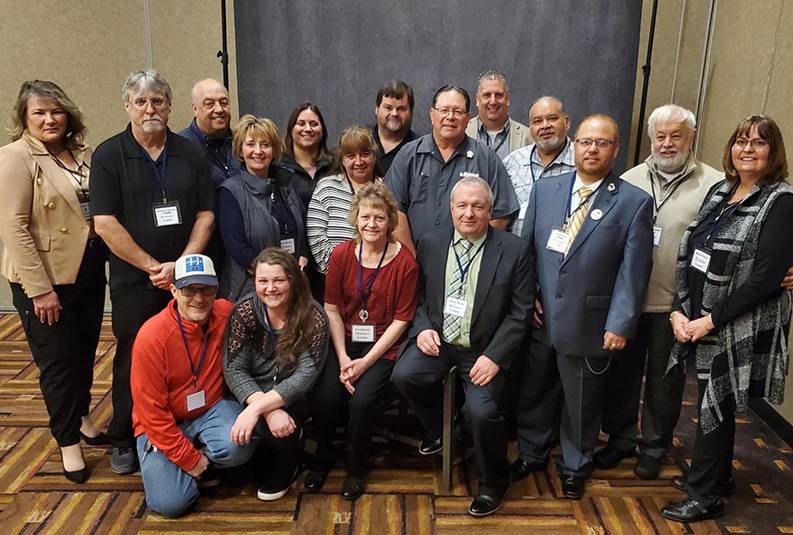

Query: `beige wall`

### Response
(0, 0, 238, 149)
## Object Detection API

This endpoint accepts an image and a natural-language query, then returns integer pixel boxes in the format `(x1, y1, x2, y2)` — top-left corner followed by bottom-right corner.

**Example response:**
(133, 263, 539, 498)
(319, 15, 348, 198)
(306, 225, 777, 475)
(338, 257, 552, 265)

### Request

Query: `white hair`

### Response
(647, 104, 695, 138)
(450, 174, 494, 208)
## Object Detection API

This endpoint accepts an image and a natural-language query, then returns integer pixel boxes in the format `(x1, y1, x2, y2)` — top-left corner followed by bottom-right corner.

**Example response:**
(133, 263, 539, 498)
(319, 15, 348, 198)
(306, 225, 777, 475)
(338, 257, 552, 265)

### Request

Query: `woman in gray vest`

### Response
(217, 115, 308, 300)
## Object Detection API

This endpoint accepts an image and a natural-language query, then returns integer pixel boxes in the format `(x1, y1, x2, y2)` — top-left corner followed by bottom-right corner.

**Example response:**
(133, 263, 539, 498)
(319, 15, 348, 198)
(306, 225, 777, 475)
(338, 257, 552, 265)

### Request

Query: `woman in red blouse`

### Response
(305, 182, 418, 500)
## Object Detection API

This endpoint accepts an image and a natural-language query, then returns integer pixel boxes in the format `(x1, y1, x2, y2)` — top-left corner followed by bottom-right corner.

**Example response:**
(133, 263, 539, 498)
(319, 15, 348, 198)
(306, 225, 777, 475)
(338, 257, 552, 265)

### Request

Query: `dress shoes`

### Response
(468, 487, 508, 517)
(671, 475, 735, 496)
(662, 498, 724, 523)
(633, 453, 662, 480)
(64, 466, 88, 484)
(340, 476, 366, 501)
(303, 468, 330, 492)
(79, 430, 111, 447)
(593, 445, 636, 469)
(560, 473, 585, 499)
(418, 436, 443, 456)
(509, 458, 547, 481)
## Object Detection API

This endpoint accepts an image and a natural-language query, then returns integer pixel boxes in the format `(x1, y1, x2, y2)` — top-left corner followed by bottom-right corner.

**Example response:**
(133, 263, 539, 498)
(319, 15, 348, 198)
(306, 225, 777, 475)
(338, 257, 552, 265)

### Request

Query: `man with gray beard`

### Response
(504, 96, 575, 237)
(592, 104, 722, 479)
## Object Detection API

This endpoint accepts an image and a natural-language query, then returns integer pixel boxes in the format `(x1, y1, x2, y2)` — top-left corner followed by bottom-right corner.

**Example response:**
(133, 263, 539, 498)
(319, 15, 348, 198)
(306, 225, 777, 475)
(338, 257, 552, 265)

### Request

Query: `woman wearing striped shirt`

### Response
(307, 126, 381, 274)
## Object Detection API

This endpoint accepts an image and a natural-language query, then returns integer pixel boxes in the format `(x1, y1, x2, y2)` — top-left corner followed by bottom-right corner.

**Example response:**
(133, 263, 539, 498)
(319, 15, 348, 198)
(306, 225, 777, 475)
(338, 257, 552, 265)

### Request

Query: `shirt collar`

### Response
(453, 229, 487, 248)
(572, 173, 604, 194)
(530, 137, 573, 168)
(478, 117, 510, 136)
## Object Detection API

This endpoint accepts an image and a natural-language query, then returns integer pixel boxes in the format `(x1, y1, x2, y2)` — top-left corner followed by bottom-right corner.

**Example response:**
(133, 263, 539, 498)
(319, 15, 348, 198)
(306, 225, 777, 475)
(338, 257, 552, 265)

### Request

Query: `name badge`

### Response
(546, 227, 571, 254)
(80, 202, 91, 219)
(691, 248, 711, 274)
(653, 225, 662, 246)
(518, 200, 529, 219)
(444, 296, 468, 317)
(280, 237, 296, 254)
(351, 323, 375, 343)
(186, 389, 206, 412)
(153, 201, 182, 227)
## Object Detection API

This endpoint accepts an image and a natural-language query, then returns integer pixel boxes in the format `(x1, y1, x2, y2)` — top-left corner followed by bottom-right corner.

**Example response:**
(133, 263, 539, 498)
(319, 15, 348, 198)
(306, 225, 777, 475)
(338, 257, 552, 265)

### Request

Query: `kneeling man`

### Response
(131, 254, 256, 517)
(392, 176, 534, 517)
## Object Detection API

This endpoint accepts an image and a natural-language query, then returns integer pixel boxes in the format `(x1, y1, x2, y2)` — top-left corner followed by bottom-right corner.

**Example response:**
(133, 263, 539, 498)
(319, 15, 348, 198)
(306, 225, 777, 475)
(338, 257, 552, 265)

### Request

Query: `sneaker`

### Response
(257, 484, 290, 501)
(198, 465, 221, 489)
(111, 446, 139, 474)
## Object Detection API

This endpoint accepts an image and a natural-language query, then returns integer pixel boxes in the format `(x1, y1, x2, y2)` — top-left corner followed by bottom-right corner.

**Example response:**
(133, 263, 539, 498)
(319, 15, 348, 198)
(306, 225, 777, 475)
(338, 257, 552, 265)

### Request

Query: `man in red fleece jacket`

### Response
(131, 254, 256, 517)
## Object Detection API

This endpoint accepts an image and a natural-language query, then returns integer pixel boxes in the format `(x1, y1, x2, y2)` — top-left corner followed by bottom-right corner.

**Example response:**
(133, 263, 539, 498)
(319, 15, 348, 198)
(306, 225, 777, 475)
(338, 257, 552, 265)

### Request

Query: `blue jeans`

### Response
(136, 397, 257, 517)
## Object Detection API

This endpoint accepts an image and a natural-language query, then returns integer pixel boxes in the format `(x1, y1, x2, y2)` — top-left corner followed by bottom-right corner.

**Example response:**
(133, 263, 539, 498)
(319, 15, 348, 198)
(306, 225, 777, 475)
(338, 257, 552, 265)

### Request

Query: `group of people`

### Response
(1, 68, 791, 524)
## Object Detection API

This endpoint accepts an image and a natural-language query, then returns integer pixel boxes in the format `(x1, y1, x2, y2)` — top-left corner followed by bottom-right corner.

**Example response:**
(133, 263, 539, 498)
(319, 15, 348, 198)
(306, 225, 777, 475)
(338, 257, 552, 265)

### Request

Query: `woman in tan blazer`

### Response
(0, 80, 107, 483)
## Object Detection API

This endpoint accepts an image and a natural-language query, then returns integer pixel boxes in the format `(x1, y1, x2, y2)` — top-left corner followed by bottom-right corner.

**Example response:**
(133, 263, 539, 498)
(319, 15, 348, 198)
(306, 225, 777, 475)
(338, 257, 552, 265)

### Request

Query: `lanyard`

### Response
(357, 240, 389, 315)
(204, 138, 233, 176)
(49, 150, 89, 192)
(142, 144, 169, 202)
(176, 310, 210, 389)
(648, 170, 685, 220)
(453, 239, 486, 288)
(528, 139, 568, 184)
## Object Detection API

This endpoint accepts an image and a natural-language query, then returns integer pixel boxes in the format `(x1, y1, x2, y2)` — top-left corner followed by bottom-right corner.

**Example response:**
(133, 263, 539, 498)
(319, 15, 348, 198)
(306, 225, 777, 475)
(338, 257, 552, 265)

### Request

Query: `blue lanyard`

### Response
(142, 144, 169, 202)
(357, 240, 389, 314)
(176, 310, 210, 389)
(453, 239, 485, 288)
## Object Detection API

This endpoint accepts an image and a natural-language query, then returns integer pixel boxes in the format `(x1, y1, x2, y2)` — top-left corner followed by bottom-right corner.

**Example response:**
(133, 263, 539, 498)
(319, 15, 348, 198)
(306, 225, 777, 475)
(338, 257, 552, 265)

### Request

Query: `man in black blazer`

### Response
(392, 176, 534, 517)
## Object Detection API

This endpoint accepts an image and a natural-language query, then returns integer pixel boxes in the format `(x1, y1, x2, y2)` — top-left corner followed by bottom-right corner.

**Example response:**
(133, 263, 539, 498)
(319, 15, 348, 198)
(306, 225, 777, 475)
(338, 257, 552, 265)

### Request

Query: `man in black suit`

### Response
(391, 175, 534, 517)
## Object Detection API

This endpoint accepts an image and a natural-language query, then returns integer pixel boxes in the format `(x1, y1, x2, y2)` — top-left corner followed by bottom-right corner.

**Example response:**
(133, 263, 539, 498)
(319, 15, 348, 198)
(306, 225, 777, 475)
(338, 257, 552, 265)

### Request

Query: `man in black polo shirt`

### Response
(370, 80, 417, 173)
(91, 69, 215, 474)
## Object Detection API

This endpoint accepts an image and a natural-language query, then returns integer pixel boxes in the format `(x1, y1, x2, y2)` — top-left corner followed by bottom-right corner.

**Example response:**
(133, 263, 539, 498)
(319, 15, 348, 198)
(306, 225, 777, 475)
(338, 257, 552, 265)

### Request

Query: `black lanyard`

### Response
(563, 174, 597, 222)
(357, 240, 389, 316)
(648, 170, 685, 220)
(453, 239, 486, 288)
(49, 150, 89, 192)
(204, 139, 233, 177)
(142, 144, 169, 202)
(176, 310, 210, 390)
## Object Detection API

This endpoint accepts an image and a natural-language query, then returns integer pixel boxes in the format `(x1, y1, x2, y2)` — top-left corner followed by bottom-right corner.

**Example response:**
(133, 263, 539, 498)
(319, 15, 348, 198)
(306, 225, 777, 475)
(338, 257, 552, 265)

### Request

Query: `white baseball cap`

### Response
(174, 254, 218, 288)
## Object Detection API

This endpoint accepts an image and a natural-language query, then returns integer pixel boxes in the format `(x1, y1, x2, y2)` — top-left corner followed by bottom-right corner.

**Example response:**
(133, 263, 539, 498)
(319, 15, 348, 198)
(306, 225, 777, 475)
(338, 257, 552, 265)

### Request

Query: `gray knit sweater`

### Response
(223, 294, 328, 406)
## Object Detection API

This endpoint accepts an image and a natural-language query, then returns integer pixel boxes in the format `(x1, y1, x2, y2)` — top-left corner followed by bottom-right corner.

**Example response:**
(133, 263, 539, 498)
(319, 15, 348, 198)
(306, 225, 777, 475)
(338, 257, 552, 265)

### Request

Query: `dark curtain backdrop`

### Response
(234, 0, 642, 173)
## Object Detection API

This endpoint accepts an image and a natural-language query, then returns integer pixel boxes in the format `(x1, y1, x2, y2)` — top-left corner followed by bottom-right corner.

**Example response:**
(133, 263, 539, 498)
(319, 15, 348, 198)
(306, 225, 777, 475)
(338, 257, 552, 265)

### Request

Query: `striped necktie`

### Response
(443, 238, 473, 342)
(565, 186, 594, 254)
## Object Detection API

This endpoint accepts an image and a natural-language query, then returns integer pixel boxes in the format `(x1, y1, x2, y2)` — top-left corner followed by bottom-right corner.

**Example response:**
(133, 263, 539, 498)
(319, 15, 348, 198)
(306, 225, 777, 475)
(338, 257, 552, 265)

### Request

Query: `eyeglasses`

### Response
(432, 107, 466, 118)
(734, 138, 768, 150)
(575, 138, 616, 148)
(130, 96, 168, 110)
(179, 286, 217, 297)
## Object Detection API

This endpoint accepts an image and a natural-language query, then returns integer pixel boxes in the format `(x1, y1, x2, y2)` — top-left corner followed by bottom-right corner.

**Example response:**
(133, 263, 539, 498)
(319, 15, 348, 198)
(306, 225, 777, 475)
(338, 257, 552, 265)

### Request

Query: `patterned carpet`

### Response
(1, 312, 792, 534)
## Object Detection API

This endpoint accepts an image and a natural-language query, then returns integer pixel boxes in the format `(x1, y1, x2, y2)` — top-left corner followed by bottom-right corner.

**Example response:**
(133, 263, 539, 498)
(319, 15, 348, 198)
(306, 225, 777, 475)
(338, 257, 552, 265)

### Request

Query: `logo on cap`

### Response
(184, 256, 204, 273)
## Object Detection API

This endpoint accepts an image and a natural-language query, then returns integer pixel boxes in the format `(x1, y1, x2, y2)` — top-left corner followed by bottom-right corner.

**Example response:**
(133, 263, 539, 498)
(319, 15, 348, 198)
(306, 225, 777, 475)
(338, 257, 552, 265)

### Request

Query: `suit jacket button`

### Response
(47, 201, 56, 209)
(36, 177, 43, 186)
(59, 227, 69, 234)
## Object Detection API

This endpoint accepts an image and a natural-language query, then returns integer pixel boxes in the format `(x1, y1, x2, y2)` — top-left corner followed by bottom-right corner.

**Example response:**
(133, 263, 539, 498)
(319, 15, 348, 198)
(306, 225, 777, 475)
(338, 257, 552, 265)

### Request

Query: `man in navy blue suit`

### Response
(519, 114, 654, 499)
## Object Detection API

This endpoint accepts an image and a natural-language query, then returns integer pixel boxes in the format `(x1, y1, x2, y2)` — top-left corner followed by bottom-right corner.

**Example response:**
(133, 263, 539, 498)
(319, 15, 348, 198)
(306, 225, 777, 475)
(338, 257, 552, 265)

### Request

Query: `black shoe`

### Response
(468, 488, 508, 517)
(197, 465, 221, 489)
(593, 445, 636, 469)
(671, 475, 735, 496)
(341, 476, 366, 501)
(560, 474, 585, 499)
(303, 468, 330, 492)
(111, 446, 139, 474)
(509, 458, 547, 481)
(662, 498, 724, 523)
(418, 436, 443, 456)
(634, 454, 661, 480)
(79, 430, 111, 446)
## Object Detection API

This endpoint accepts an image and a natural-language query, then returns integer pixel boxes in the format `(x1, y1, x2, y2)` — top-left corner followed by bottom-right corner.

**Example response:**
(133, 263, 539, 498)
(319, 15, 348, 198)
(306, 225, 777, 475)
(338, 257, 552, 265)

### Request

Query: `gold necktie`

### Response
(565, 186, 594, 254)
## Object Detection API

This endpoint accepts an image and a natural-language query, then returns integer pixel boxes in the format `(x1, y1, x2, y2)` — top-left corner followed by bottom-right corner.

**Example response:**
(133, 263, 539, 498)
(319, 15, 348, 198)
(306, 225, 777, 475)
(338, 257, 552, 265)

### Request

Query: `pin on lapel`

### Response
(607, 182, 616, 192)
(466, 150, 474, 159)
(591, 209, 603, 220)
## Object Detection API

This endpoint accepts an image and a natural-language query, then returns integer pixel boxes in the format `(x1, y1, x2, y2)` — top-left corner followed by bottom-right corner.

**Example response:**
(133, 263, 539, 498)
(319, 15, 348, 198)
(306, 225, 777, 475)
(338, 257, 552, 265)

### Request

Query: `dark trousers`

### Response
(556, 352, 610, 477)
(310, 347, 394, 476)
(107, 286, 171, 446)
(515, 327, 562, 464)
(10, 240, 106, 447)
(687, 378, 735, 504)
(254, 403, 306, 489)
(601, 313, 685, 458)
(392, 342, 509, 494)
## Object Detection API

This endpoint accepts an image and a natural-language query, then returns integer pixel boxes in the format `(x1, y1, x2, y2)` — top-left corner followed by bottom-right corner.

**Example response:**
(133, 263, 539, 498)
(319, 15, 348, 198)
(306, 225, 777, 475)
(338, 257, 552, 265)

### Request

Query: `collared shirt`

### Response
(443, 230, 487, 347)
(476, 119, 511, 160)
(384, 134, 519, 245)
(569, 174, 604, 215)
(178, 119, 239, 187)
(369, 124, 417, 174)
(90, 125, 215, 289)
(504, 138, 575, 236)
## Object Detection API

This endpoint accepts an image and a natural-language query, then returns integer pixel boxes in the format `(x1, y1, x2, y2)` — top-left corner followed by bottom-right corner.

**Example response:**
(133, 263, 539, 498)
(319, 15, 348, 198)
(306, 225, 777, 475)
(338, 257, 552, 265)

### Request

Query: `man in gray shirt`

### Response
(385, 84, 519, 252)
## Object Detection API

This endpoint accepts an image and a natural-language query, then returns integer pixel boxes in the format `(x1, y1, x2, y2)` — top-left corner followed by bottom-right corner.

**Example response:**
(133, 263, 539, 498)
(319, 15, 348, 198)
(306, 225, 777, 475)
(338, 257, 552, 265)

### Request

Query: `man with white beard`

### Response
(503, 96, 575, 236)
(592, 104, 722, 480)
